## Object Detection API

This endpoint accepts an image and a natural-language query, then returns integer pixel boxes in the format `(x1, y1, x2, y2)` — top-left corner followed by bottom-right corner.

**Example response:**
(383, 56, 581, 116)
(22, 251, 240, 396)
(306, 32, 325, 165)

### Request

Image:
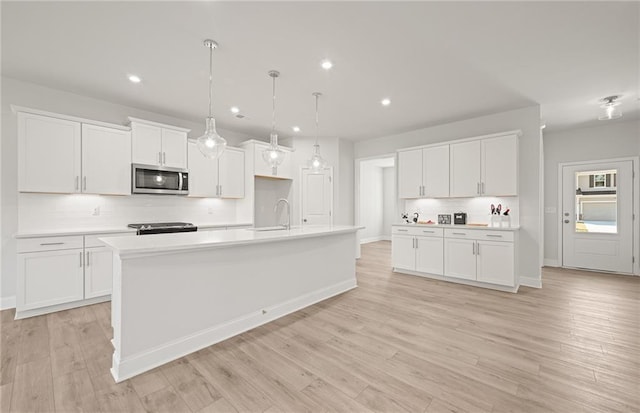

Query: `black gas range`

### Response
(127, 222, 198, 235)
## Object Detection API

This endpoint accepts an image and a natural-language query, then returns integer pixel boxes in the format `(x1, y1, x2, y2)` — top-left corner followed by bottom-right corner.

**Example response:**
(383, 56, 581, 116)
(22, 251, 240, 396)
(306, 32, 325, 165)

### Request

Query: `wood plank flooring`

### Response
(1, 241, 638, 412)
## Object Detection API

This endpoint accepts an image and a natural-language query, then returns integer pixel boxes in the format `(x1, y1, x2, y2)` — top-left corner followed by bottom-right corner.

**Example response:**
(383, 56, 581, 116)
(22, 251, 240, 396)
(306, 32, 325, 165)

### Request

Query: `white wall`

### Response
(354, 105, 542, 286)
(543, 119, 640, 265)
(382, 167, 396, 238)
(1, 77, 259, 307)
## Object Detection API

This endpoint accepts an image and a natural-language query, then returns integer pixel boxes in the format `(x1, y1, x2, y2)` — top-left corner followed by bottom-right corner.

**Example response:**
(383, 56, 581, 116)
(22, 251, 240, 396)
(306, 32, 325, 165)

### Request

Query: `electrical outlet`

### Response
(92, 206, 100, 216)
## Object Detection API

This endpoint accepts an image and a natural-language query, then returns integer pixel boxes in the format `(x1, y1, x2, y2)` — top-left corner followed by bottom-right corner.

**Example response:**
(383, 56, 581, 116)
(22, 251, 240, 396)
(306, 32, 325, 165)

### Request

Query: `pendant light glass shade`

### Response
(597, 95, 623, 121)
(196, 39, 227, 159)
(263, 71, 286, 169)
(308, 92, 328, 173)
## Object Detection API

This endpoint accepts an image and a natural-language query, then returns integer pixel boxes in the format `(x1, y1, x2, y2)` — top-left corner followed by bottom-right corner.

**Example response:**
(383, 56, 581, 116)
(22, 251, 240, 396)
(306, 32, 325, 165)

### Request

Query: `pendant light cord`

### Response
(208, 45, 213, 118)
(271, 74, 276, 138)
(315, 94, 320, 146)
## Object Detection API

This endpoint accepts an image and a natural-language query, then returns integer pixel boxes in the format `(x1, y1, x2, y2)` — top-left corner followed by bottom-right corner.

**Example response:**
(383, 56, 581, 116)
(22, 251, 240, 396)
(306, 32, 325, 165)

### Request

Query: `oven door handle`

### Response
(178, 172, 184, 191)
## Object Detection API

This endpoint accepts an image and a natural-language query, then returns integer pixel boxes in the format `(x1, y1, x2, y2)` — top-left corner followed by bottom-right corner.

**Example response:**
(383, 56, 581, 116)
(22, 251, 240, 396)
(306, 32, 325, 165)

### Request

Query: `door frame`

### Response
(557, 156, 639, 275)
(354, 153, 398, 242)
(299, 166, 333, 226)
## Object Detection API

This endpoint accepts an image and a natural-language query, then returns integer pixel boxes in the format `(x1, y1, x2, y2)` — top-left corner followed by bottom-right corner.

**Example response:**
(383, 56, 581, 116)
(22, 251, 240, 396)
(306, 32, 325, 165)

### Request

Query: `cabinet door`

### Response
(449, 140, 481, 197)
(253, 143, 291, 179)
(187, 143, 218, 197)
(476, 240, 514, 286)
(481, 135, 517, 196)
(398, 149, 423, 198)
(219, 148, 245, 198)
(444, 238, 476, 280)
(84, 247, 113, 298)
(415, 235, 444, 275)
(392, 235, 415, 270)
(82, 124, 131, 195)
(131, 122, 162, 166)
(161, 129, 188, 169)
(423, 145, 450, 198)
(17, 249, 84, 311)
(18, 113, 81, 193)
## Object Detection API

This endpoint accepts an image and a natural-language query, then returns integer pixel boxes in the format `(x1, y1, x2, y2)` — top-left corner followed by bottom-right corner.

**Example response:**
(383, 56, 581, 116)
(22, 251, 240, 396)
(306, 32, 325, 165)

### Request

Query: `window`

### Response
(594, 174, 606, 187)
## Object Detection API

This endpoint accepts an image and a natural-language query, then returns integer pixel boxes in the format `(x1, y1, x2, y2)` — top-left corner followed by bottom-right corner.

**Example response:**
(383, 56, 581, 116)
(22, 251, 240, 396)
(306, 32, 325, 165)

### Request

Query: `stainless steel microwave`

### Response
(132, 164, 189, 195)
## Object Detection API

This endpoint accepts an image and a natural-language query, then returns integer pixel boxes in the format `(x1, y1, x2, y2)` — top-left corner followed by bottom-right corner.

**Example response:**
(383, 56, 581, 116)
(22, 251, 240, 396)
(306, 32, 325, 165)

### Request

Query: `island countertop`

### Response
(100, 225, 363, 257)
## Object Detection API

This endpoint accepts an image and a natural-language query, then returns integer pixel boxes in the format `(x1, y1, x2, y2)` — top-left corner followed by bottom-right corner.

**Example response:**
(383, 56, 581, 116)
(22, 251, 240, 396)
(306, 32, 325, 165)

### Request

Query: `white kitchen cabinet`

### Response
(391, 227, 444, 275)
(17, 111, 131, 195)
(84, 246, 114, 299)
(476, 240, 514, 286)
(450, 134, 518, 197)
(443, 238, 477, 280)
(242, 140, 294, 180)
(398, 146, 449, 198)
(81, 124, 131, 195)
(130, 118, 189, 169)
(17, 248, 84, 312)
(18, 112, 81, 193)
(188, 143, 245, 198)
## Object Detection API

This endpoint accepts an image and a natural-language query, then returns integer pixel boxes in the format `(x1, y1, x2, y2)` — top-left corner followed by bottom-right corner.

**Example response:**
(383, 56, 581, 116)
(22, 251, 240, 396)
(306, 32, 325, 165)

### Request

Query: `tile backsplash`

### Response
(403, 196, 519, 227)
(18, 193, 240, 232)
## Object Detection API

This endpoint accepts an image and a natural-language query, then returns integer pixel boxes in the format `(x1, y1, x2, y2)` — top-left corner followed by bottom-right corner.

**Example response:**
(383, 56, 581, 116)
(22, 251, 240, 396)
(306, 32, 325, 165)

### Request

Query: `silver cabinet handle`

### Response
(83, 176, 87, 191)
(158, 151, 162, 165)
(452, 232, 466, 235)
(219, 185, 222, 197)
(40, 242, 64, 246)
(423, 230, 435, 233)
(477, 182, 480, 194)
(472, 242, 476, 255)
(481, 182, 485, 194)
(79, 251, 83, 267)
(86, 251, 90, 267)
(486, 234, 502, 238)
(75, 176, 79, 191)
(397, 229, 408, 232)
(163, 152, 166, 165)
(476, 242, 480, 255)
(415, 238, 418, 249)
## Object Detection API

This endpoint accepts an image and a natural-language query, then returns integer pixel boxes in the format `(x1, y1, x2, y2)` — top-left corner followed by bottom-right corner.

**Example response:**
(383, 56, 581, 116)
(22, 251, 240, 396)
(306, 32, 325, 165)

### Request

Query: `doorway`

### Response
(560, 159, 636, 273)
(300, 167, 333, 226)
(355, 156, 396, 244)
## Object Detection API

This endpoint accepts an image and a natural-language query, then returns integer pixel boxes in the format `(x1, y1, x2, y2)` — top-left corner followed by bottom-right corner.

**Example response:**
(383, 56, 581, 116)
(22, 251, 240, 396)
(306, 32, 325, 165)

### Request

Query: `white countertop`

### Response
(100, 225, 362, 257)
(392, 223, 520, 231)
(14, 222, 253, 238)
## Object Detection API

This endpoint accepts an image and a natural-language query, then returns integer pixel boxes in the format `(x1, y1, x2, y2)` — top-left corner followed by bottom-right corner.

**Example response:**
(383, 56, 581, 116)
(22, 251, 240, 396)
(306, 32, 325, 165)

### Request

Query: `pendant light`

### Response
(262, 70, 286, 171)
(598, 95, 623, 120)
(196, 39, 227, 159)
(308, 92, 328, 173)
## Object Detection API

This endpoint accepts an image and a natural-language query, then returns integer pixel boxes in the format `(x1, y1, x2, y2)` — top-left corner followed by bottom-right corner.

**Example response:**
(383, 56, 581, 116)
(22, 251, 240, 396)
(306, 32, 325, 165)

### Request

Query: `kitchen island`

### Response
(100, 225, 361, 382)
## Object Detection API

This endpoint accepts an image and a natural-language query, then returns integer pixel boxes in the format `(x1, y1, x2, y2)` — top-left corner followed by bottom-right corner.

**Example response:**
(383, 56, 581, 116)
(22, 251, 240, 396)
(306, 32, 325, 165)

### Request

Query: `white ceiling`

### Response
(2, 2, 638, 141)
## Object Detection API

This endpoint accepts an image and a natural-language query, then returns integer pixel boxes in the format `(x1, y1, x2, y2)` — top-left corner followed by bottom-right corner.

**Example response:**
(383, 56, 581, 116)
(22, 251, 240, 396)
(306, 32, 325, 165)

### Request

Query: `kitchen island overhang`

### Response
(100, 225, 361, 382)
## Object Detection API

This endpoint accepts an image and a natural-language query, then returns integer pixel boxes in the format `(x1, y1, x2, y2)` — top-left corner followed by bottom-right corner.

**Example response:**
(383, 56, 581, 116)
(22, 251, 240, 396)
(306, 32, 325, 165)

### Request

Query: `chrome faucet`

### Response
(274, 198, 291, 230)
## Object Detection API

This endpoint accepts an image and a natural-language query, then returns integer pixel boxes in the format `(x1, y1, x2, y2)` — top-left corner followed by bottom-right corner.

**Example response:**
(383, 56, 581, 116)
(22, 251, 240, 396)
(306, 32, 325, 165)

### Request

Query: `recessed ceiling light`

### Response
(128, 75, 141, 83)
(230, 106, 240, 114)
(292, 126, 300, 132)
(321, 60, 333, 70)
(381, 98, 391, 106)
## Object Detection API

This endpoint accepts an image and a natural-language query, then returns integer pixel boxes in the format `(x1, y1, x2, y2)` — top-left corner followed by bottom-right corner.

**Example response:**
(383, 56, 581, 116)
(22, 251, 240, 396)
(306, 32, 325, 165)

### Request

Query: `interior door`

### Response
(301, 168, 332, 225)
(562, 160, 634, 273)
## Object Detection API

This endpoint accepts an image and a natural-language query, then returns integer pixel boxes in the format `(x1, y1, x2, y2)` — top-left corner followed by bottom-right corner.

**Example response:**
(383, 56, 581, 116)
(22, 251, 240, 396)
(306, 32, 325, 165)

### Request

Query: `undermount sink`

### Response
(247, 226, 289, 232)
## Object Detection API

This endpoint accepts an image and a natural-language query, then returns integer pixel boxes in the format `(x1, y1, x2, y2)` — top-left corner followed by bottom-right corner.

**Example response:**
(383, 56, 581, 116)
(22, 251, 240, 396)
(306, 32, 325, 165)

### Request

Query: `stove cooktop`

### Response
(127, 222, 197, 235)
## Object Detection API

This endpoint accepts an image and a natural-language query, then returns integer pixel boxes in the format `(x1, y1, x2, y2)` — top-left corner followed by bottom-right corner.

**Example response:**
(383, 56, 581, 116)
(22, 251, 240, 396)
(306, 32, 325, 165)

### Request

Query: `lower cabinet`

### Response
(16, 232, 130, 318)
(392, 225, 517, 291)
(392, 228, 444, 275)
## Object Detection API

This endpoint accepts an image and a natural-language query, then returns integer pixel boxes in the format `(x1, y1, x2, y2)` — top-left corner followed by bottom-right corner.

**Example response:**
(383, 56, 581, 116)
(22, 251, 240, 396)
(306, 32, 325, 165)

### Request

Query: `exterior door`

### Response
(562, 160, 634, 273)
(301, 168, 332, 225)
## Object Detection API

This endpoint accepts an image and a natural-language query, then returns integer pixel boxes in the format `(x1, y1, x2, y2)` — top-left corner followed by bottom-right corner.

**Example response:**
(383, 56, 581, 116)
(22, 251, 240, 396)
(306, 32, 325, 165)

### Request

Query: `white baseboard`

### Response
(543, 259, 559, 267)
(520, 276, 542, 288)
(361, 236, 387, 244)
(15, 295, 110, 319)
(0, 296, 16, 310)
(111, 279, 357, 383)
(393, 268, 519, 293)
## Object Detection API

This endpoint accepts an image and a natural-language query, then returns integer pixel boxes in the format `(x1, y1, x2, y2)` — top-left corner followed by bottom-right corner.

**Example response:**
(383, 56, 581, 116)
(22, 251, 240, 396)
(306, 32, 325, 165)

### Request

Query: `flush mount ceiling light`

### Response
(196, 39, 227, 159)
(381, 98, 391, 106)
(262, 70, 286, 170)
(292, 126, 301, 132)
(128, 74, 141, 83)
(598, 95, 623, 120)
(230, 106, 240, 114)
(321, 59, 333, 70)
(308, 92, 329, 174)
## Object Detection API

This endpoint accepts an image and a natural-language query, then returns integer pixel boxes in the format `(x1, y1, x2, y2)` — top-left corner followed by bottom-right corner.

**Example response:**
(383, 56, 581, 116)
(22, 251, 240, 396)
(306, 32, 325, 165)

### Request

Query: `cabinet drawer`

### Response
(444, 229, 477, 240)
(18, 236, 84, 253)
(85, 232, 132, 248)
(475, 231, 514, 242)
(392, 226, 443, 237)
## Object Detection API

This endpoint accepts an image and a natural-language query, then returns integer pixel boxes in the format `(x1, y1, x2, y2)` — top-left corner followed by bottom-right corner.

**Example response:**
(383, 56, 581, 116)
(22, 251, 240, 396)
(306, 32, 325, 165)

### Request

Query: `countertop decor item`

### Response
(308, 92, 329, 173)
(438, 214, 451, 225)
(262, 71, 286, 170)
(196, 39, 227, 159)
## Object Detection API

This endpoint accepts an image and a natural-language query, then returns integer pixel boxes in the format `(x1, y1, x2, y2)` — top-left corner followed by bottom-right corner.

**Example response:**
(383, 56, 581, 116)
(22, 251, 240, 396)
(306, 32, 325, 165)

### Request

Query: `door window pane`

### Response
(575, 170, 617, 233)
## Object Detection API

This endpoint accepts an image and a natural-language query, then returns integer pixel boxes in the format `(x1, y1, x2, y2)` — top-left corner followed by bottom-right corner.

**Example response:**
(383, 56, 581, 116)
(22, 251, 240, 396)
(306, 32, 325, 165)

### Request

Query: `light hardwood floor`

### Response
(1, 241, 638, 412)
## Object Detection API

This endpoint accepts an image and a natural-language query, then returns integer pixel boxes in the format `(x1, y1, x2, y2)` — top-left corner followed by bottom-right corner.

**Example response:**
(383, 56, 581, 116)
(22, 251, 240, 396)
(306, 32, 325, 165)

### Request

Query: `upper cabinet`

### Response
(18, 111, 131, 195)
(398, 146, 449, 199)
(242, 140, 294, 180)
(188, 143, 245, 198)
(129, 118, 189, 169)
(450, 133, 518, 197)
